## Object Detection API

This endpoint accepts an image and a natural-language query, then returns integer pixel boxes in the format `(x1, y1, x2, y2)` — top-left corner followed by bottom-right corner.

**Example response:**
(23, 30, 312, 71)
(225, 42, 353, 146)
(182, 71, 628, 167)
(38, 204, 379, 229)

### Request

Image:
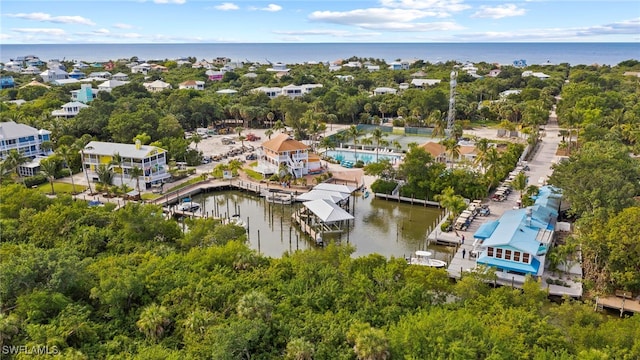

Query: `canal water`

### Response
(188, 190, 452, 261)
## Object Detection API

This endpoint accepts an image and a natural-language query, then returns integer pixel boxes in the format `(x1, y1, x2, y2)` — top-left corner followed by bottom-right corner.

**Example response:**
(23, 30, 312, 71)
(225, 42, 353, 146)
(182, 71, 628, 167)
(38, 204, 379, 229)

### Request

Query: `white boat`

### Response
(408, 250, 447, 269)
(264, 191, 293, 204)
(228, 214, 248, 229)
(177, 201, 200, 212)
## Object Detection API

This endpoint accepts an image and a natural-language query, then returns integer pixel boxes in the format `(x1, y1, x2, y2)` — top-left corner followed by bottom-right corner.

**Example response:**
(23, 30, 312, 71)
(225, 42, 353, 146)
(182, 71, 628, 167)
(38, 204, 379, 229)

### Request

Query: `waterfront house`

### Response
(419, 142, 447, 163)
(258, 133, 310, 178)
(51, 101, 89, 118)
(143, 80, 172, 93)
(473, 186, 561, 278)
(0, 121, 52, 167)
(81, 140, 170, 188)
(0, 76, 15, 89)
(179, 80, 205, 90)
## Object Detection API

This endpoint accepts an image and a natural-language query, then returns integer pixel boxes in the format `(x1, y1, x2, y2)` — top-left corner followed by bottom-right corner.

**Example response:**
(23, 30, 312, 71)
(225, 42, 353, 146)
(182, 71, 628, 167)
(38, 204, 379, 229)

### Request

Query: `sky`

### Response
(1, 0, 639, 44)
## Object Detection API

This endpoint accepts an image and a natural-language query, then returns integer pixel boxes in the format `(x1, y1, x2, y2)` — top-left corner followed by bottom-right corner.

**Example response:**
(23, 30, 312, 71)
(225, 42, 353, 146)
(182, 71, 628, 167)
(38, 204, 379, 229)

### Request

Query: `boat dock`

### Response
(374, 193, 440, 207)
(595, 292, 640, 316)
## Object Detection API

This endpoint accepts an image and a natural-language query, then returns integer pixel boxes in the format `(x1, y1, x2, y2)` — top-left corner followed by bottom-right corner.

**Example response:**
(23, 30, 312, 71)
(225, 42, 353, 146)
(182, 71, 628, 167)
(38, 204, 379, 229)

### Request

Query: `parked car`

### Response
(245, 153, 257, 160)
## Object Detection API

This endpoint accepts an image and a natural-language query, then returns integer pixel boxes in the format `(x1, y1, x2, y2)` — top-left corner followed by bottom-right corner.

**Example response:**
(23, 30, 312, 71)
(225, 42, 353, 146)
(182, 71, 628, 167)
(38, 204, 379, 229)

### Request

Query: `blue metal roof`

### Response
(474, 220, 499, 239)
(482, 210, 541, 254)
(476, 255, 541, 275)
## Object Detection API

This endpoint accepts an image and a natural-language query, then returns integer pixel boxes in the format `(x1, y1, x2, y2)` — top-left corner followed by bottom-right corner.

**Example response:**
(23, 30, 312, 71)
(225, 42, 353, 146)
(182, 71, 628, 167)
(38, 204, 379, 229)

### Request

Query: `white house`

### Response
(281, 84, 323, 98)
(366, 65, 380, 72)
(388, 61, 410, 70)
(131, 63, 152, 74)
(98, 79, 129, 92)
(410, 79, 441, 87)
(373, 87, 397, 96)
(143, 80, 172, 92)
(252, 86, 282, 99)
(51, 101, 89, 118)
(21, 66, 41, 75)
(81, 140, 170, 188)
(522, 71, 550, 79)
(179, 80, 205, 90)
(111, 72, 129, 81)
(267, 63, 290, 73)
(40, 69, 69, 83)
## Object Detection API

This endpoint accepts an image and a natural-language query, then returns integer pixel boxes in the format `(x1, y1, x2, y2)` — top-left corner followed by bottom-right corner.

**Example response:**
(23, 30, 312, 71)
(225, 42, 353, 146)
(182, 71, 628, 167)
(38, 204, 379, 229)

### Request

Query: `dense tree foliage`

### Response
(0, 185, 638, 359)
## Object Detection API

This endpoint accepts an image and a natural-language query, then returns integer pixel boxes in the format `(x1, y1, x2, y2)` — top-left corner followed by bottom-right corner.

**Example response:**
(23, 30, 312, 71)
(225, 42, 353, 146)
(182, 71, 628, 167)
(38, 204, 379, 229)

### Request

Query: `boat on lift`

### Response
(407, 251, 447, 269)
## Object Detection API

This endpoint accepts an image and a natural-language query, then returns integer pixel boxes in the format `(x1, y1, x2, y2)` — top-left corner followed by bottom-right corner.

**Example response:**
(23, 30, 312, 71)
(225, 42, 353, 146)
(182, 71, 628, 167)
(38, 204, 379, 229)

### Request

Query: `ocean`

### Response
(1, 43, 638, 66)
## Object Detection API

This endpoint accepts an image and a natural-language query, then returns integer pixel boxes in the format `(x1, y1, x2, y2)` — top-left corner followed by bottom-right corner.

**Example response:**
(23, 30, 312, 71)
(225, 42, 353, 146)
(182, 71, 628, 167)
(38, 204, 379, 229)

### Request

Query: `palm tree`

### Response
(57, 144, 78, 194)
(39, 157, 58, 195)
(370, 127, 387, 162)
(483, 147, 502, 189)
(95, 164, 114, 193)
(346, 125, 363, 161)
(80, 145, 94, 194)
(441, 138, 461, 168)
(473, 138, 490, 173)
(5, 149, 28, 185)
(285, 338, 315, 360)
(266, 111, 275, 127)
(265, 128, 274, 140)
(273, 120, 286, 133)
(191, 133, 203, 151)
(130, 166, 144, 193)
(512, 172, 528, 207)
(236, 291, 273, 321)
(110, 152, 125, 187)
(228, 158, 244, 176)
(392, 140, 402, 153)
(347, 324, 390, 360)
(136, 303, 171, 341)
(434, 186, 467, 222)
(319, 136, 336, 154)
(40, 140, 53, 154)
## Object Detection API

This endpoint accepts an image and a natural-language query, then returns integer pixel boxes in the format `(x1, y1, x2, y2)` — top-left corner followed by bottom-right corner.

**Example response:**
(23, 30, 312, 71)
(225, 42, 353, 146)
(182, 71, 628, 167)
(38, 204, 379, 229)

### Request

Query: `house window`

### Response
(523, 253, 530, 263)
(496, 248, 503, 259)
(505, 250, 512, 261)
(487, 247, 494, 257)
(514, 252, 521, 262)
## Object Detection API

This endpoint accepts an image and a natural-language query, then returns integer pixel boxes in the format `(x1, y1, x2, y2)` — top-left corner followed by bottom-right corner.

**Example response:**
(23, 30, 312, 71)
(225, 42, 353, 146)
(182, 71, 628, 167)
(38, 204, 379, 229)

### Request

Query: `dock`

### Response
(374, 193, 440, 207)
(595, 292, 640, 316)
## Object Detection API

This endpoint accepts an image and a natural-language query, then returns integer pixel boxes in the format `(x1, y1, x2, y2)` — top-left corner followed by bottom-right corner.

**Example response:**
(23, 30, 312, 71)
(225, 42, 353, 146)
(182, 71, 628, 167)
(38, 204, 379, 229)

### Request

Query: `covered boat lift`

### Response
(292, 198, 354, 245)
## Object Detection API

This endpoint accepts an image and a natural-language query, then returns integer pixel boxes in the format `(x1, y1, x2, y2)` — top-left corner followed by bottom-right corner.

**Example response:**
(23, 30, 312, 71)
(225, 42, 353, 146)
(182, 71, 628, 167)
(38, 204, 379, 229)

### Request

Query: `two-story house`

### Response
(0, 121, 52, 176)
(81, 140, 170, 188)
(51, 101, 89, 118)
(258, 133, 319, 178)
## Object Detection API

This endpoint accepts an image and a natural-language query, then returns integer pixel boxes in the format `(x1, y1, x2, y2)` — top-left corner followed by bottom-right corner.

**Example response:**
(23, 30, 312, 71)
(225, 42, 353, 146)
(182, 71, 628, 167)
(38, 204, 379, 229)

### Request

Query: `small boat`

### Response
(228, 214, 247, 229)
(265, 192, 293, 205)
(363, 190, 370, 198)
(177, 201, 201, 212)
(407, 250, 447, 269)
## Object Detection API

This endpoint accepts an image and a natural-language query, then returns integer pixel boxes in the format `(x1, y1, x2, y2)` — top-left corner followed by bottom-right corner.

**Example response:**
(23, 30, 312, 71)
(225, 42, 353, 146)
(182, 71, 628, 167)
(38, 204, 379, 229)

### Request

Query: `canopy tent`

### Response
(303, 199, 354, 223)
(313, 183, 356, 194)
(296, 189, 349, 203)
(474, 220, 499, 240)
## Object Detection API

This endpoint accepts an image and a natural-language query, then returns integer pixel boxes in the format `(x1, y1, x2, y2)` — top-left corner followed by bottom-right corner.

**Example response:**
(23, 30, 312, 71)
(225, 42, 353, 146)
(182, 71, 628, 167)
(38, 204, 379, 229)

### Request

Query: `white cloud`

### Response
(379, 0, 470, 13)
(6, 12, 95, 26)
(113, 23, 134, 29)
(215, 3, 239, 11)
(262, 4, 282, 12)
(273, 29, 381, 38)
(153, 0, 187, 4)
(310, 8, 440, 24)
(12, 28, 67, 36)
(93, 28, 110, 34)
(471, 4, 526, 19)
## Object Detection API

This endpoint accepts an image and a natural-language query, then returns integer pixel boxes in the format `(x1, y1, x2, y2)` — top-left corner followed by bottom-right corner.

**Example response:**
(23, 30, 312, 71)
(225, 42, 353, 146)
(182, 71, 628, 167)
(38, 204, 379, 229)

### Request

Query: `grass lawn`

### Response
(243, 168, 265, 181)
(164, 176, 207, 193)
(37, 181, 88, 195)
(141, 193, 160, 201)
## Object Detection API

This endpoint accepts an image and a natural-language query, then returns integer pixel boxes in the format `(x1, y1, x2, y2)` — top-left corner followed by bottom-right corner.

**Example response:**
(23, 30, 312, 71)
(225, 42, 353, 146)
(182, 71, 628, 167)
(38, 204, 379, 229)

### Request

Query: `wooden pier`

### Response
(374, 193, 440, 207)
(595, 292, 640, 317)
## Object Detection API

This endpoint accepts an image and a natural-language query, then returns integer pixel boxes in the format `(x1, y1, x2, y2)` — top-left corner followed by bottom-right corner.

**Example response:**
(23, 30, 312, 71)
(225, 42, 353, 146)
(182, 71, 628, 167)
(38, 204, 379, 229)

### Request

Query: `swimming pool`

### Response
(325, 149, 402, 165)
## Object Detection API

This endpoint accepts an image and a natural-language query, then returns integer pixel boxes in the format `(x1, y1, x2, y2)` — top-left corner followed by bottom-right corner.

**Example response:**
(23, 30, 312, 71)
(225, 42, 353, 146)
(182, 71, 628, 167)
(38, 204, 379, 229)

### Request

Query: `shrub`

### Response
(370, 179, 397, 194)
(24, 174, 47, 188)
(440, 220, 451, 232)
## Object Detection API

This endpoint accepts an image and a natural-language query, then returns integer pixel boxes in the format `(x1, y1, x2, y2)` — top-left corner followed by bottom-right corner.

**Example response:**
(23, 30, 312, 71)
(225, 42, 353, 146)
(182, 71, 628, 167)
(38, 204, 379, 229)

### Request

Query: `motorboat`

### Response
(228, 214, 248, 229)
(265, 191, 293, 205)
(177, 200, 201, 212)
(407, 250, 447, 269)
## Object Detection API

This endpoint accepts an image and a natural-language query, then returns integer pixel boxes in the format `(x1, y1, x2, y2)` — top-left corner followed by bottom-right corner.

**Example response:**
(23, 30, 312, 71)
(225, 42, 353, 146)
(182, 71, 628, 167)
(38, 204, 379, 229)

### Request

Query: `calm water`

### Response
(2, 43, 638, 66)
(187, 190, 448, 260)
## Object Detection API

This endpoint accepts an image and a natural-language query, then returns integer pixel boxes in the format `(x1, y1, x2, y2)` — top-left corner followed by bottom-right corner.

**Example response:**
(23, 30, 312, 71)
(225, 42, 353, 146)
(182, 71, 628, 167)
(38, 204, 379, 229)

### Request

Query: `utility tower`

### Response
(446, 70, 457, 137)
